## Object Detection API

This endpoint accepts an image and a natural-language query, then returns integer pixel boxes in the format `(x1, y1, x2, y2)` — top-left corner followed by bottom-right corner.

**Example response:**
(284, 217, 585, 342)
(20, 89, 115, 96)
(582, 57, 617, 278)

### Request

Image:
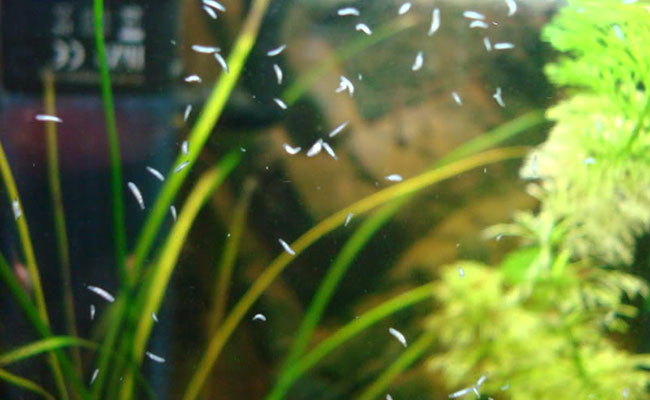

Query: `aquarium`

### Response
(0, 0, 649, 399)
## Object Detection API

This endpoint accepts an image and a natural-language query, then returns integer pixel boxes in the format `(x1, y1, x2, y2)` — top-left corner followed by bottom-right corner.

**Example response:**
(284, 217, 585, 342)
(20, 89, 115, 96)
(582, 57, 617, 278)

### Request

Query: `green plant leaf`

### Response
(273, 112, 544, 399)
(93, 0, 127, 283)
(499, 246, 541, 285)
(266, 283, 436, 400)
(0, 337, 96, 367)
(276, 199, 398, 386)
(0, 253, 91, 399)
(186, 147, 526, 400)
(355, 331, 436, 400)
(93, 0, 272, 394)
(0, 368, 55, 400)
(430, 258, 650, 396)
(41, 69, 82, 374)
(129, 0, 272, 282)
(0, 142, 70, 399)
(119, 153, 240, 399)
(275, 111, 546, 387)
(208, 178, 257, 333)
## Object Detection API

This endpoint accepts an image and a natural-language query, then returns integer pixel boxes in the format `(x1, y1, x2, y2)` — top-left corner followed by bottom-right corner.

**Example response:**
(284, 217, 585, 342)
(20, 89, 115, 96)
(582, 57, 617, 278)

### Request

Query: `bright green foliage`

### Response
(428, 1, 650, 398)
(428, 262, 650, 399)
(520, 0, 650, 265)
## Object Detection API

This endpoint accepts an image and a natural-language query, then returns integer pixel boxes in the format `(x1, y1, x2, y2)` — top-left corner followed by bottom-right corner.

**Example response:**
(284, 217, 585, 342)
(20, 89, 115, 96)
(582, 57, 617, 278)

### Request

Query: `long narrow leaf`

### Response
(0, 141, 68, 399)
(209, 178, 257, 333)
(184, 146, 527, 400)
(130, 0, 271, 281)
(119, 153, 240, 399)
(93, 0, 127, 284)
(42, 70, 82, 374)
(88, 1, 129, 390)
(356, 331, 436, 400)
(0, 253, 92, 399)
(95, 0, 271, 395)
(93, 0, 270, 391)
(91, 294, 126, 397)
(0, 144, 52, 342)
(276, 111, 546, 380)
(277, 201, 397, 380)
(266, 284, 436, 400)
(0, 337, 96, 367)
(0, 368, 55, 400)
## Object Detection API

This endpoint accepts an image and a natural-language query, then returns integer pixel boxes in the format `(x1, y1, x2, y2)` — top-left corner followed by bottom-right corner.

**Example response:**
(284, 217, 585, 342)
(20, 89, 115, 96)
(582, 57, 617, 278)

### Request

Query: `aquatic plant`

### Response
(429, 0, 650, 398)
(520, 0, 650, 266)
(0, 1, 546, 400)
(429, 261, 650, 399)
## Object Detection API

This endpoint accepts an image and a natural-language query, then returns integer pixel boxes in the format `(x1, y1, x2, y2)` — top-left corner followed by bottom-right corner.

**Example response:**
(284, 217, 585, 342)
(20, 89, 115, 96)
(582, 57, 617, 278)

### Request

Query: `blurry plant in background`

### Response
(0, 0, 649, 399)
(430, 0, 650, 398)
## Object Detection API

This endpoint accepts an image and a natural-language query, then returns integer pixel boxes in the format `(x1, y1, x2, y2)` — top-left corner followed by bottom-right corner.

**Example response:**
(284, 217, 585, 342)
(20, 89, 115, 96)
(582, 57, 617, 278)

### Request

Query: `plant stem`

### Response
(185, 147, 527, 400)
(0, 141, 69, 400)
(41, 70, 82, 375)
(355, 331, 436, 400)
(93, 0, 127, 284)
(119, 154, 240, 399)
(208, 178, 257, 333)
(267, 284, 436, 400)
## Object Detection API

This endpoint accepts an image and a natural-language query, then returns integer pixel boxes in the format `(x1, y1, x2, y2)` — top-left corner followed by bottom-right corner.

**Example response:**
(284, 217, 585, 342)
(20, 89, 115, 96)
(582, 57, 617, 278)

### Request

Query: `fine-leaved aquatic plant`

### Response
(521, 0, 650, 266)
(429, 260, 650, 399)
(429, 1, 650, 398)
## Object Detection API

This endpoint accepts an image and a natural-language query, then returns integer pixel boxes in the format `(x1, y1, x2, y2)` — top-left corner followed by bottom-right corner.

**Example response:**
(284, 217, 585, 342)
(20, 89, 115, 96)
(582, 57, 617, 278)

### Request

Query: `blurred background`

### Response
(0, 0, 560, 398)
